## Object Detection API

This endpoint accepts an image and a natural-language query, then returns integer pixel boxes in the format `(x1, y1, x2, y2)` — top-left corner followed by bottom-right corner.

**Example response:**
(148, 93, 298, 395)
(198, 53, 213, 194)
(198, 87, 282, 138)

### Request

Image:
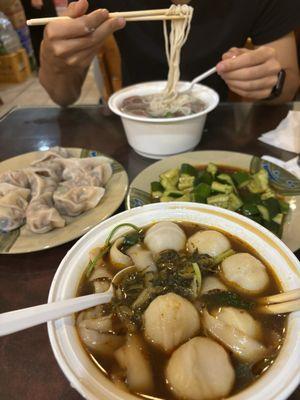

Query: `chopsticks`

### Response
(26, 9, 185, 26)
(256, 288, 300, 314)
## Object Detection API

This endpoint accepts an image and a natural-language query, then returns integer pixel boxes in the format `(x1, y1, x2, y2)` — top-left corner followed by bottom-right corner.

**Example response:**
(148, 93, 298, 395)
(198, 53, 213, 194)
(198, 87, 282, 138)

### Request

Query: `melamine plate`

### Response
(0, 148, 128, 254)
(126, 150, 300, 252)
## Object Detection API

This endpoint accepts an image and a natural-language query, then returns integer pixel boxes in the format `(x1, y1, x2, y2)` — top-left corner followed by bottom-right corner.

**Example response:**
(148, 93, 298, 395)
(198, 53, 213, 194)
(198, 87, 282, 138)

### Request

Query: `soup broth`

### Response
(77, 222, 285, 400)
(120, 95, 207, 118)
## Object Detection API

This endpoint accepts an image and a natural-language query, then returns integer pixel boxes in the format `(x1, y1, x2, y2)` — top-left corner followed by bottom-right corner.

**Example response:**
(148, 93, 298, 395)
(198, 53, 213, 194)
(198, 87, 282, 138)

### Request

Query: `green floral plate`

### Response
(127, 150, 300, 252)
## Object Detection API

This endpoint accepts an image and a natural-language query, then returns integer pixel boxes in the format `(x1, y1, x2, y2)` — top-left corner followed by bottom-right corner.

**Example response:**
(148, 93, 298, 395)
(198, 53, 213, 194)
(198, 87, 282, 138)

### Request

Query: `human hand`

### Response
(216, 47, 281, 100)
(40, 0, 126, 73)
(31, 0, 43, 9)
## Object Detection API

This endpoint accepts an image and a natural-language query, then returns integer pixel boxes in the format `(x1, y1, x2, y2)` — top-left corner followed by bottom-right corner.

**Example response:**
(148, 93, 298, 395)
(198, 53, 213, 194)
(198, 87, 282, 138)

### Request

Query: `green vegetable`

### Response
(263, 198, 281, 218)
(180, 163, 198, 177)
(228, 193, 243, 211)
(213, 249, 235, 266)
(261, 188, 276, 200)
(207, 194, 230, 208)
(279, 200, 289, 214)
(193, 183, 211, 203)
(257, 205, 270, 221)
(198, 170, 213, 185)
(151, 181, 164, 199)
(247, 169, 269, 194)
(160, 168, 179, 190)
(263, 220, 281, 236)
(178, 174, 195, 190)
(201, 289, 255, 310)
(164, 190, 184, 198)
(241, 203, 260, 217)
(206, 163, 218, 177)
(121, 230, 143, 252)
(232, 171, 251, 188)
(272, 213, 283, 225)
(217, 173, 237, 192)
(241, 192, 261, 205)
(211, 181, 233, 194)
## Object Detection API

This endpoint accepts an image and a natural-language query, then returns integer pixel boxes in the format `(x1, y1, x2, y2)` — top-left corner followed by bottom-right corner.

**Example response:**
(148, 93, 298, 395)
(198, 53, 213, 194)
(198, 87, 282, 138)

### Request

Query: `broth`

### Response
(120, 95, 207, 118)
(77, 222, 285, 400)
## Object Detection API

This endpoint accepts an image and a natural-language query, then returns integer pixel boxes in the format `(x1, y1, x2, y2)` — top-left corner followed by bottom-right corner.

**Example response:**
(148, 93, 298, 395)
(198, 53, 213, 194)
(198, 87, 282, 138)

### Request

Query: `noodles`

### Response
(148, 5, 194, 117)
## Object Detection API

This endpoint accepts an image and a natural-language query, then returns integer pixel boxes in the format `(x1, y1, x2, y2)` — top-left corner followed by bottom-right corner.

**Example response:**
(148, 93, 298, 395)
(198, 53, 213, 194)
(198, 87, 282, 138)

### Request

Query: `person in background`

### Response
(39, 0, 300, 106)
(21, 0, 57, 65)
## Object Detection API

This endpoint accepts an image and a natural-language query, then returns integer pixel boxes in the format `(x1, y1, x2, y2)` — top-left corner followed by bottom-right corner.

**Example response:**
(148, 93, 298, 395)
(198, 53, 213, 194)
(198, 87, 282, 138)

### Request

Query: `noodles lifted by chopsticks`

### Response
(148, 5, 194, 117)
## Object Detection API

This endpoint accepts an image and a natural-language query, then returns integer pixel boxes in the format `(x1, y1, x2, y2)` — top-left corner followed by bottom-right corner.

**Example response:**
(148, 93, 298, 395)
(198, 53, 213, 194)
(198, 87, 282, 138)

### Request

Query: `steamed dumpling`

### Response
(0, 190, 29, 231)
(0, 183, 30, 199)
(26, 170, 58, 198)
(26, 193, 65, 233)
(143, 293, 200, 352)
(53, 185, 105, 216)
(144, 222, 186, 254)
(187, 230, 231, 257)
(221, 253, 270, 295)
(114, 334, 154, 394)
(202, 309, 267, 363)
(0, 170, 29, 188)
(166, 337, 235, 400)
(31, 147, 70, 164)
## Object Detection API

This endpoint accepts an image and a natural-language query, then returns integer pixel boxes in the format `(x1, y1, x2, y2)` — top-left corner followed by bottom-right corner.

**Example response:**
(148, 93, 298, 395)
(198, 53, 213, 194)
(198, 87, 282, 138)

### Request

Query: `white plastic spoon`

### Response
(180, 66, 217, 93)
(0, 265, 135, 337)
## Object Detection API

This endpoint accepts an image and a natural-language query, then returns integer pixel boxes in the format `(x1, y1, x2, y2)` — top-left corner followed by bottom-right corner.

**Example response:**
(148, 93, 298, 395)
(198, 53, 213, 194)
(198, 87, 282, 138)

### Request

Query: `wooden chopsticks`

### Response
(26, 9, 185, 26)
(256, 288, 300, 314)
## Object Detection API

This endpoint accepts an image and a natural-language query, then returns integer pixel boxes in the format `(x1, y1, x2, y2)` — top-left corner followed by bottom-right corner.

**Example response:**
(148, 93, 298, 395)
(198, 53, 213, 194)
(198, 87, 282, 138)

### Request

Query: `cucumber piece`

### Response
(279, 200, 289, 214)
(263, 220, 280, 236)
(247, 169, 269, 194)
(241, 203, 260, 217)
(178, 174, 195, 190)
(180, 163, 198, 177)
(263, 198, 281, 218)
(193, 183, 211, 203)
(164, 190, 184, 199)
(159, 168, 179, 190)
(272, 213, 283, 225)
(217, 173, 236, 188)
(198, 170, 213, 185)
(257, 205, 270, 221)
(211, 181, 233, 194)
(261, 188, 276, 200)
(207, 194, 230, 208)
(232, 171, 251, 188)
(151, 181, 164, 199)
(206, 163, 218, 177)
(228, 193, 243, 211)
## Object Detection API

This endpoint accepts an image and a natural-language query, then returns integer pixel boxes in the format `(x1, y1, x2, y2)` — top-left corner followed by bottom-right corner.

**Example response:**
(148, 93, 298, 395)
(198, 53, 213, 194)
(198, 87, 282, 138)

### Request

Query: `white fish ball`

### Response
(166, 337, 235, 400)
(187, 230, 231, 257)
(200, 276, 228, 295)
(143, 293, 200, 352)
(144, 222, 186, 254)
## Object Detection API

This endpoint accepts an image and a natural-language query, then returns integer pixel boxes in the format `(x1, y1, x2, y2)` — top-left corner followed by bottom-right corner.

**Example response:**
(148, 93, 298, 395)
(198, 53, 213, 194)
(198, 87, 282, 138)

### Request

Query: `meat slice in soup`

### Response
(76, 221, 286, 400)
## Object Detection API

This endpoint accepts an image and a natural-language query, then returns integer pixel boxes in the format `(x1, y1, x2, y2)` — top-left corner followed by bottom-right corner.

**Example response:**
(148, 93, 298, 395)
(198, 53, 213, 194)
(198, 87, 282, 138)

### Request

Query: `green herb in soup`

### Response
(150, 163, 290, 237)
(76, 222, 285, 400)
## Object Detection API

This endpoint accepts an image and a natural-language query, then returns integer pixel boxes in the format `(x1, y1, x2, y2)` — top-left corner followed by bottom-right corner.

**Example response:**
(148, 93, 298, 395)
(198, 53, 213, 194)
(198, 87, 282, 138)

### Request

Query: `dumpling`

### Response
(126, 244, 156, 272)
(109, 237, 132, 269)
(144, 222, 186, 254)
(202, 309, 267, 363)
(115, 334, 154, 394)
(53, 185, 105, 217)
(166, 337, 235, 400)
(0, 170, 29, 188)
(26, 193, 65, 233)
(143, 293, 200, 352)
(220, 253, 270, 295)
(0, 190, 30, 231)
(187, 230, 231, 257)
(31, 146, 70, 164)
(29, 165, 62, 182)
(0, 183, 30, 199)
(26, 170, 58, 198)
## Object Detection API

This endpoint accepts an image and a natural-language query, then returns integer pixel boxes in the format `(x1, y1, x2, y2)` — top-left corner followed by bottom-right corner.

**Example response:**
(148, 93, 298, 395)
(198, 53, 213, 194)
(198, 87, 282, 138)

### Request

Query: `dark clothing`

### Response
(21, 0, 57, 65)
(86, 0, 300, 100)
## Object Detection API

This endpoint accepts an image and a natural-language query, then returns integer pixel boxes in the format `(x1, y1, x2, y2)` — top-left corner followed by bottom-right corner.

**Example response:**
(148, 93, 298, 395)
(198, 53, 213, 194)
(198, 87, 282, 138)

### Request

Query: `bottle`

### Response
(0, 11, 21, 55)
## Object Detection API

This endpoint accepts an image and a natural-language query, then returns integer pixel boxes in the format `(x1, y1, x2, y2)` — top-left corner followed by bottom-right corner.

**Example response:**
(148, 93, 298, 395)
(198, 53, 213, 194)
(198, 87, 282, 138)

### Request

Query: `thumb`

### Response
(64, 0, 89, 18)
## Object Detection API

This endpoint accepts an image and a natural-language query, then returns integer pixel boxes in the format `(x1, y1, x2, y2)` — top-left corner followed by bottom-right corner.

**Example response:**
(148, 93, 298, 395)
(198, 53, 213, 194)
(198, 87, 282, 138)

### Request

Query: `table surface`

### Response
(0, 103, 299, 400)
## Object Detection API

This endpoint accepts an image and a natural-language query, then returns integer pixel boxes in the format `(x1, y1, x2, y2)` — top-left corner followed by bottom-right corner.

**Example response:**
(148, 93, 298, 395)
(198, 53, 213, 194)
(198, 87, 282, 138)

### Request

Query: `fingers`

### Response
(219, 58, 281, 81)
(63, 0, 89, 18)
(228, 87, 272, 100)
(217, 46, 276, 73)
(226, 75, 278, 92)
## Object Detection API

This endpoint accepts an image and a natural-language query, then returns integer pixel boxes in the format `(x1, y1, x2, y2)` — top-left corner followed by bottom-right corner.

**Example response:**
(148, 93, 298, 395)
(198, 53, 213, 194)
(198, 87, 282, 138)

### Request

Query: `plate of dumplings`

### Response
(0, 147, 128, 253)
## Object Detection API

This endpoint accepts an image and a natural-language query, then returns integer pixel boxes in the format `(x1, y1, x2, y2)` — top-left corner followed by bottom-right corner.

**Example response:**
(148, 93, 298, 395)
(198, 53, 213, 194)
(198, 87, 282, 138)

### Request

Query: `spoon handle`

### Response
(191, 66, 217, 87)
(0, 291, 113, 336)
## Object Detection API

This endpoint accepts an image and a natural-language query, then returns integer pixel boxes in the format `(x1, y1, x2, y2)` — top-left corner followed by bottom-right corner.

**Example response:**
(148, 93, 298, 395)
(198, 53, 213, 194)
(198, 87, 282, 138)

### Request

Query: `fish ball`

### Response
(221, 253, 270, 295)
(166, 337, 235, 400)
(200, 276, 228, 295)
(187, 230, 231, 257)
(144, 222, 186, 254)
(143, 293, 200, 352)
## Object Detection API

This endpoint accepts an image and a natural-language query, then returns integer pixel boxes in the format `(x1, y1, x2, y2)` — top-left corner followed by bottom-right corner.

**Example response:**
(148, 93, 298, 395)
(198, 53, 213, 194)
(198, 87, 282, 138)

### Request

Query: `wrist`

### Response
(263, 69, 286, 101)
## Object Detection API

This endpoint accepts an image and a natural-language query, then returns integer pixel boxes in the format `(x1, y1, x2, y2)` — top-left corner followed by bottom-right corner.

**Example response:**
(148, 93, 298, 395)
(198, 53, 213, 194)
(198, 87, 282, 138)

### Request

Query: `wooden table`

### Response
(0, 104, 299, 400)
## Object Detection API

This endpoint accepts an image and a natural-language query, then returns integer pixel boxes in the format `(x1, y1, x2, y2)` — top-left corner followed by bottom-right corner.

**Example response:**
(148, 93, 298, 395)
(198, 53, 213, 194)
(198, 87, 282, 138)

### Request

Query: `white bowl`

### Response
(108, 81, 219, 159)
(48, 202, 300, 400)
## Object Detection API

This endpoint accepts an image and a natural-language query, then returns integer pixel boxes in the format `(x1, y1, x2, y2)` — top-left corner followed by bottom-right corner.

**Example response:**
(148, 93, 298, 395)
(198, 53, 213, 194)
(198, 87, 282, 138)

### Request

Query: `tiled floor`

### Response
(0, 66, 101, 119)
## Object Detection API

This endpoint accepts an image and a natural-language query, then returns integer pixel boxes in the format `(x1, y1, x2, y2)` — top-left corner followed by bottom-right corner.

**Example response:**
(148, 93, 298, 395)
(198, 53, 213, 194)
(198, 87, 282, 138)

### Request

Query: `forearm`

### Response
(39, 56, 88, 107)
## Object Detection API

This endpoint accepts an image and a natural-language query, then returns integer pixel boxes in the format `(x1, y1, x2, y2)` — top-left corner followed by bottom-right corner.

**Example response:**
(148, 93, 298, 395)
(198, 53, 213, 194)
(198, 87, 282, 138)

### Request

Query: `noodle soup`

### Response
(120, 95, 207, 118)
(76, 221, 285, 400)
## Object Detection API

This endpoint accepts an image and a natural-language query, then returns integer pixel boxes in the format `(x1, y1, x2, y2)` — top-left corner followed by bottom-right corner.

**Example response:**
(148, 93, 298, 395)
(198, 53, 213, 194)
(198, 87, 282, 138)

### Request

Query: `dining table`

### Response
(0, 102, 299, 400)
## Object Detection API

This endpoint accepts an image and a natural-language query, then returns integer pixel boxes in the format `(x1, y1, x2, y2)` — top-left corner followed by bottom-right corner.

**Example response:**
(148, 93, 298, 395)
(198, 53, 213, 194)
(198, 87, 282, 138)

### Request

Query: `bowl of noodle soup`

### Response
(108, 81, 219, 159)
(47, 202, 300, 400)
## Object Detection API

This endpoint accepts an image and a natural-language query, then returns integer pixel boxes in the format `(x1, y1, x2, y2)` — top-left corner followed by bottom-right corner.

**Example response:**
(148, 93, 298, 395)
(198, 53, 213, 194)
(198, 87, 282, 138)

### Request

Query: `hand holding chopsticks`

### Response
(27, 8, 185, 26)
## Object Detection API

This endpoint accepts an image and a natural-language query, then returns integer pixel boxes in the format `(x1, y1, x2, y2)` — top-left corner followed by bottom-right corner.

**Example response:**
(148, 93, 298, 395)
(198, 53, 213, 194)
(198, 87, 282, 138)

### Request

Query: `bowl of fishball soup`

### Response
(108, 81, 219, 159)
(48, 202, 300, 400)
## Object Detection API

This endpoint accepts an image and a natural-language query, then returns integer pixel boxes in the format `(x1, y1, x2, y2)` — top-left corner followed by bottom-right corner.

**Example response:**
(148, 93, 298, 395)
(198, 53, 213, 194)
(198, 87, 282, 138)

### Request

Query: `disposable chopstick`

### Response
(257, 288, 300, 305)
(26, 9, 184, 26)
